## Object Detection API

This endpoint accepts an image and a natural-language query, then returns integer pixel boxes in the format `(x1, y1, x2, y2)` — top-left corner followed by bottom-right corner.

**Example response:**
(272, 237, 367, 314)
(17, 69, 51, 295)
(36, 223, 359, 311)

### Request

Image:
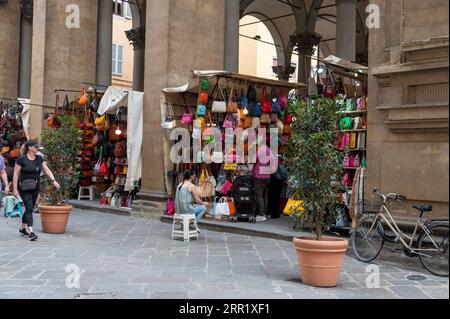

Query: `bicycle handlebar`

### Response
(373, 187, 407, 203)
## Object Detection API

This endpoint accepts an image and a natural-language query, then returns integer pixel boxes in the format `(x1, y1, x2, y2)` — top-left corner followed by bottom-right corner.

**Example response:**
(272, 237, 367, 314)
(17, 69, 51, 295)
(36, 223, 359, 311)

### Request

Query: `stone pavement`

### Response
(0, 209, 448, 299)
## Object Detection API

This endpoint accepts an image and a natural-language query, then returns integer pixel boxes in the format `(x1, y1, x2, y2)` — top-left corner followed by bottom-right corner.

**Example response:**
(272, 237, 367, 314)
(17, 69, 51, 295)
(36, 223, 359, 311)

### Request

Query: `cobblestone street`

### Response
(0, 209, 448, 299)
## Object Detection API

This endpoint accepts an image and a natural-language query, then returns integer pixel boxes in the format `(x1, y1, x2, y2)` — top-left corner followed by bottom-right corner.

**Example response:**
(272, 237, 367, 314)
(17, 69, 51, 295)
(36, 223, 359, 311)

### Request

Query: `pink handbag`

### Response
(343, 155, 350, 167)
(278, 89, 288, 110)
(342, 172, 353, 187)
(181, 108, 193, 125)
(219, 180, 233, 196)
(357, 96, 366, 110)
(166, 198, 175, 216)
(222, 114, 235, 129)
(339, 132, 350, 150)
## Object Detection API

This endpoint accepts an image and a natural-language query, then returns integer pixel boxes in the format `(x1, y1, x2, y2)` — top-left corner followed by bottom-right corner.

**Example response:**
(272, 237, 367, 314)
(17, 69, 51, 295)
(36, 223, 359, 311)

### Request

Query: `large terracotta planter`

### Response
(293, 237, 349, 287)
(39, 205, 73, 234)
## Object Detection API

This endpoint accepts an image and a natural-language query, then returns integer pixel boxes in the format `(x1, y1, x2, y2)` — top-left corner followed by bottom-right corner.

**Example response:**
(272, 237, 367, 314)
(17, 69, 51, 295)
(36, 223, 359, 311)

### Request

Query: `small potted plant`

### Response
(285, 97, 348, 287)
(39, 116, 82, 234)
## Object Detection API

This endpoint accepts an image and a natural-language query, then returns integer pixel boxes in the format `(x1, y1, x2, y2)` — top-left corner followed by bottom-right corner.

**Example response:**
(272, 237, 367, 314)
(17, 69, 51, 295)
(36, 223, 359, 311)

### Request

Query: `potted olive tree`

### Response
(285, 97, 348, 287)
(39, 116, 82, 234)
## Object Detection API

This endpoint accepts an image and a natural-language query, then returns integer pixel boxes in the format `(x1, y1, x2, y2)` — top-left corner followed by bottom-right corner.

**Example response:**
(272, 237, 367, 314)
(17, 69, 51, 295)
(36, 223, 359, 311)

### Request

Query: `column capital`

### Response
(126, 27, 146, 50)
(290, 32, 322, 56)
(19, 0, 33, 20)
(272, 65, 296, 81)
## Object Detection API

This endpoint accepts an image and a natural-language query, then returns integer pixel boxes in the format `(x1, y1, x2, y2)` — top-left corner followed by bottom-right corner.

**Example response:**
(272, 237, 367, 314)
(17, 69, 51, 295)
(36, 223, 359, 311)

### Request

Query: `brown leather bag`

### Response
(48, 95, 61, 128)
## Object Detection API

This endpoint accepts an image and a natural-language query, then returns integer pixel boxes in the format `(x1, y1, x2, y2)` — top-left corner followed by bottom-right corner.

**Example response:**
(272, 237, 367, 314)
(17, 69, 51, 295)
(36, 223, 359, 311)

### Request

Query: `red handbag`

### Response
(284, 114, 293, 125)
(278, 89, 288, 110)
(261, 87, 271, 113)
(100, 160, 108, 175)
(198, 91, 209, 105)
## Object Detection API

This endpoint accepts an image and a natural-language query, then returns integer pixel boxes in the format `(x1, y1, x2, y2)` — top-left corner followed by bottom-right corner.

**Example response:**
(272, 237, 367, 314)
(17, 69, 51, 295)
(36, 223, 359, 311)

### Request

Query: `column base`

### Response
(131, 191, 169, 220)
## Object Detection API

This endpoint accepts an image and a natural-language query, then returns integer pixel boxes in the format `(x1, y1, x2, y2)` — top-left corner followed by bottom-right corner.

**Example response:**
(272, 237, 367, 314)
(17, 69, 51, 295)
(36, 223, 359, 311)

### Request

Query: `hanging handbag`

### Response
(48, 94, 61, 128)
(197, 104, 207, 117)
(181, 107, 194, 125)
(260, 113, 271, 124)
(283, 124, 292, 135)
(202, 113, 216, 145)
(219, 180, 233, 196)
(345, 98, 356, 112)
(252, 117, 261, 129)
(357, 96, 366, 110)
(161, 104, 176, 129)
(197, 169, 214, 198)
(211, 86, 227, 113)
(215, 197, 230, 217)
(79, 87, 89, 106)
(284, 113, 293, 125)
(198, 91, 209, 105)
(240, 90, 249, 108)
(271, 88, 281, 113)
(276, 119, 284, 131)
(283, 193, 304, 216)
(222, 113, 236, 129)
(227, 87, 239, 113)
(353, 117, 363, 129)
(340, 117, 353, 130)
(339, 132, 351, 149)
(249, 102, 262, 118)
(270, 113, 278, 123)
(212, 151, 224, 164)
(242, 115, 252, 129)
(278, 89, 288, 110)
(349, 132, 357, 149)
(261, 87, 271, 113)
(247, 85, 257, 102)
(358, 132, 366, 149)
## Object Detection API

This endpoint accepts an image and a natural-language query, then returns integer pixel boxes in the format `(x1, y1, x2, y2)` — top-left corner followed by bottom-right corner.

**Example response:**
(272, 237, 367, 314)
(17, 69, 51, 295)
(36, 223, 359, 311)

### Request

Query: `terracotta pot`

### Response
(293, 237, 349, 287)
(39, 205, 73, 234)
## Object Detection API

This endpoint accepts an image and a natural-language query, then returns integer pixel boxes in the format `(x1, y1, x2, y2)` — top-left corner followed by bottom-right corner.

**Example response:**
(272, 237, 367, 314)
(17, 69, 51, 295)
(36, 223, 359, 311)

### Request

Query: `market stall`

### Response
(161, 71, 306, 222)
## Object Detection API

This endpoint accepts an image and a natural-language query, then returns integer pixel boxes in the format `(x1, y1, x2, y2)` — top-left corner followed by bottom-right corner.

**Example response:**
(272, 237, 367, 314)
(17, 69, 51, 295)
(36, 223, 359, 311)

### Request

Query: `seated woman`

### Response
(175, 170, 208, 233)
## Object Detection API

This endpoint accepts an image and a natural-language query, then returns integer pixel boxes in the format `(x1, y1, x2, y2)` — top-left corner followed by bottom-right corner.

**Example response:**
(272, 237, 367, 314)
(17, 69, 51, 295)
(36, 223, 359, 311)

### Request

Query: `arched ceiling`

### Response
(240, 0, 369, 62)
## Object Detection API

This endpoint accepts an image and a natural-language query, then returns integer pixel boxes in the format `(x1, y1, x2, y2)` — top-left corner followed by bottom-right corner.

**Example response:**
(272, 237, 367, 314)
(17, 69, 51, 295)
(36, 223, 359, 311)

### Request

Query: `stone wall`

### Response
(367, 0, 449, 219)
(0, 0, 20, 98)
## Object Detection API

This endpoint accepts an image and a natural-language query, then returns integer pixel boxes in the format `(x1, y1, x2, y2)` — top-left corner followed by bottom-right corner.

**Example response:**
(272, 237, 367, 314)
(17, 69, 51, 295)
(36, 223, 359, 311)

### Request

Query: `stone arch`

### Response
(244, 12, 288, 68)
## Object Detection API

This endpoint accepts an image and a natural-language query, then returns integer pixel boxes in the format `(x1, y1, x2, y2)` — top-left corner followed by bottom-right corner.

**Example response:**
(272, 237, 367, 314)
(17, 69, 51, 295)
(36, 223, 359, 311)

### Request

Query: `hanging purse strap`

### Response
(54, 94, 60, 116)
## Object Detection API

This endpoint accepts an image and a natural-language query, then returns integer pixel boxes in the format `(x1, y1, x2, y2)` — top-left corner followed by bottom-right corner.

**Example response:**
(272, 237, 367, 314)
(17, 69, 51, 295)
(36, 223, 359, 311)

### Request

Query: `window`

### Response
(113, 0, 132, 18)
(113, 0, 123, 17)
(124, 1, 132, 19)
(112, 44, 123, 75)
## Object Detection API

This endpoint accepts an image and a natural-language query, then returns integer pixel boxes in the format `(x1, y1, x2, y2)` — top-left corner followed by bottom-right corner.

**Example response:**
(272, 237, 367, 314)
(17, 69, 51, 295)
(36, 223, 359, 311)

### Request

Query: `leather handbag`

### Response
(278, 89, 288, 110)
(79, 87, 89, 106)
(261, 88, 271, 113)
(252, 117, 261, 129)
(48, 94, 61, 128)
(181, 107, 194, 125)
(240, 90, 249, 108)
(284, 113, 293, 125)
(271, 88, 281, 113)
(357, 96, 366, 110)
(212, 86, 227, 113)
(270, 113, 278, 123)
(241, 115, 252, 129)
(249, 102, 262, 118)
(198, 91, 209, 105)
(260, 113, 271, 124)
(227, 87, 238, 113)
(247, 85, 257, 102)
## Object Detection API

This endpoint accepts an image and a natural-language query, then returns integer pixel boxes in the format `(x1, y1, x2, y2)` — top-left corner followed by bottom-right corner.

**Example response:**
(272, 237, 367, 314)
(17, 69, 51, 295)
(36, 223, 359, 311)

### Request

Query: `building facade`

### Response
(0, 0, 448, 220)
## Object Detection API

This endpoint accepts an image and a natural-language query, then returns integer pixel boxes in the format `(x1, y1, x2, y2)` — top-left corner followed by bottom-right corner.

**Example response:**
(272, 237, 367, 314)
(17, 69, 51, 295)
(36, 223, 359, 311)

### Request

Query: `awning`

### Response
(322, 55, 368, 74)
(18, 98, 31, 139)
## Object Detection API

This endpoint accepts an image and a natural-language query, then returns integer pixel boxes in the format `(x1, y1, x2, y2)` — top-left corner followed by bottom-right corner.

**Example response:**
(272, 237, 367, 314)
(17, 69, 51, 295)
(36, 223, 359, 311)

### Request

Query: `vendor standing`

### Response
(13, 140, 60, 241)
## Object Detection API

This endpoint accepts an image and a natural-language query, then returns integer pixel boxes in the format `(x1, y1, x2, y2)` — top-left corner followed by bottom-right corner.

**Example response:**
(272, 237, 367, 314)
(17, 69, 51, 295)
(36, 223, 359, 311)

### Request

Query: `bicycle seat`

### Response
(413, 205, 433, 212)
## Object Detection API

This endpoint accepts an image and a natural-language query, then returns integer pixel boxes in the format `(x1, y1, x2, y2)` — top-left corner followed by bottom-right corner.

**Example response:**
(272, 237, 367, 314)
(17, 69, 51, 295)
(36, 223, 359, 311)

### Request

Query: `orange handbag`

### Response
(48, 95, 61, 128)
(227, 87, 239, 113)
(79, 87, 89, 106)
(227, 197, 236, 216)
(198, 91, 209, 105)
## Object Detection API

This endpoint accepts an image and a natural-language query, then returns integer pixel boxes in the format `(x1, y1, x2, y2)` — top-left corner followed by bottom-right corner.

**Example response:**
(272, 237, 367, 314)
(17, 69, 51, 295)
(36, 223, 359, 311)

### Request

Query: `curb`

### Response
(70, 201, 131, 217)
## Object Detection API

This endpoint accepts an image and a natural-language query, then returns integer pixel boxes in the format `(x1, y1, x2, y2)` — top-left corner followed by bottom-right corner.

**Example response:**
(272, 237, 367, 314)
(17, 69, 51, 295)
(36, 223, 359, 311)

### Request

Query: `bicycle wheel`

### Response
(417, 223, 449, 277)
(352, 214, 385, 262)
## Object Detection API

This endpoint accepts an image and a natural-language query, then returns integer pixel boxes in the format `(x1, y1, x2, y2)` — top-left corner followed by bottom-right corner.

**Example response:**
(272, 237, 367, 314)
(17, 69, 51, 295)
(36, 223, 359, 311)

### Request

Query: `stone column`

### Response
(224, 0, 240, 72)
(96, 0, 113, 87)
(134, 0, 226, 218)
(291, 32, 321, 84)
(0, 0, 20, 97)
(18, 0, 33, 99)
(273, 65, 296, 81)
(126, 27, 145, 92)
(29, 0, 98, 138)
(336, 0, 356, 61)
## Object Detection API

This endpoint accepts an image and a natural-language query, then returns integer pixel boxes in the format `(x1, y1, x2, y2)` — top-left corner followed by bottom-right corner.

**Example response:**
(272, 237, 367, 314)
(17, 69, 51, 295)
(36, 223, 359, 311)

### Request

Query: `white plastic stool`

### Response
(171, 214, 198, 242)
(78, 186, 99, 201)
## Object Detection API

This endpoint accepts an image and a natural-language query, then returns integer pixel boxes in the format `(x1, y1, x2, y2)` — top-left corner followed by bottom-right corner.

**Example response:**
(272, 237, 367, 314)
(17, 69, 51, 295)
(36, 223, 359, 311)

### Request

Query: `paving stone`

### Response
(389, 286, 432, 299)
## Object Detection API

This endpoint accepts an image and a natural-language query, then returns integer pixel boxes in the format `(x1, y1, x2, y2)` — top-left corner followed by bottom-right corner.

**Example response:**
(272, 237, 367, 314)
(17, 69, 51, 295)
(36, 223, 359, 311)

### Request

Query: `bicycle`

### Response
(351, 187, 449, 277)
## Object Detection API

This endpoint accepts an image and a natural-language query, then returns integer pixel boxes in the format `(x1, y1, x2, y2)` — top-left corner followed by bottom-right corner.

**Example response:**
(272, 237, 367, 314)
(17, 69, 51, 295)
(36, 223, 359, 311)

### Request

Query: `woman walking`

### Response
(13, 140, 60, 241)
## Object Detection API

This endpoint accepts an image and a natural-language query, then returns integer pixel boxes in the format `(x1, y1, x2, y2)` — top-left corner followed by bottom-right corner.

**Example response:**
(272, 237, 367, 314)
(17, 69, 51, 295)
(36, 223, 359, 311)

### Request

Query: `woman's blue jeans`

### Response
(192, 205, 206, 222)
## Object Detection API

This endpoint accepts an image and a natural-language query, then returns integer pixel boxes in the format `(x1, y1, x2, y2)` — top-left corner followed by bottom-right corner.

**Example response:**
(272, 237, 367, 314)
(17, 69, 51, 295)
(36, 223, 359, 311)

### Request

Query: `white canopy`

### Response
(97, 86, 143, 192)
(18, 98, 31, 139)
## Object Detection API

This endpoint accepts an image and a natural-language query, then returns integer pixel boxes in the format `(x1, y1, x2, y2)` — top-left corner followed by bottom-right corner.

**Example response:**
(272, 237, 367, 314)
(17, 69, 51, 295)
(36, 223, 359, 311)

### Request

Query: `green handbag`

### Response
(200, 79, 210, 91)
(340, 117, 354, 130)
(346, 99, 356, 111)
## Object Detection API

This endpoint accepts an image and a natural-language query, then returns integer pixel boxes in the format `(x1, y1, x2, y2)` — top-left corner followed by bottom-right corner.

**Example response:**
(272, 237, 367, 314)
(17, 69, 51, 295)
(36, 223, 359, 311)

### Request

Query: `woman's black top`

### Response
(17, 154, 44, 186)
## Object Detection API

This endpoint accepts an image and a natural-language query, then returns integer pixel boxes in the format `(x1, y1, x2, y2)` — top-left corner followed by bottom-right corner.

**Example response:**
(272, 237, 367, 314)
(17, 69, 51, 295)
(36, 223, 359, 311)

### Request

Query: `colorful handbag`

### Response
(252, 117, 261, 129)
(340, 117, 353, 130)
(270, 113, 278, 123)
(283, 193, 304, 216)
(339, 132, 350, 149)
(197, 104, 207, 117)
(349, 132, 357, 149)
(278, 89, 288, 110)
(48, 94, 61, 128)
(249, 102, 262, 117)
(227, 87, 239, 113)
(261, 87, 271, 113)
(271, 88, 281, 113)
(219, 180, 233, 196)
(181, 107, 194, 125)
(260, 113, 271, 124)
(357, 96, 366, 110)
(284, 114, 293, 125)
(345, 99, 356, 111)
(198, 91, 209, 105)
(240, 90, 249, 108)
(247, 85, 257, 102)
(200, 79, 210, 91)
(212, 86, 227, 113)
(79, 87, 89, 106)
